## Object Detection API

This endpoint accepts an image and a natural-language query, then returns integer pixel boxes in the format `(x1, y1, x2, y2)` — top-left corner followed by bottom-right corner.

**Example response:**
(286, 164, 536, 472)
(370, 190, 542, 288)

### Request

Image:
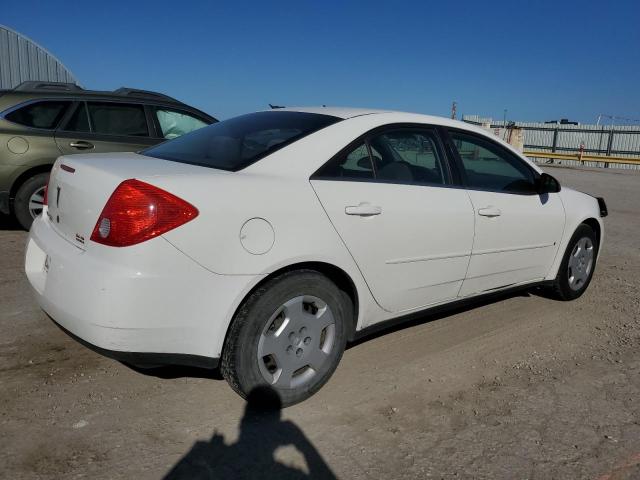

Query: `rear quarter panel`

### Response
(0, 123, 60, 195)
(154, 172, 383, 329)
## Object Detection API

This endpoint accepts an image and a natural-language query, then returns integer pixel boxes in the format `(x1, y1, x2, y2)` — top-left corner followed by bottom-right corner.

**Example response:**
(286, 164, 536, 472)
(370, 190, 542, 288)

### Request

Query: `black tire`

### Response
(221, 270, 350, 407)
(548, 224, 598, 301)
(13, 172, 49, 231)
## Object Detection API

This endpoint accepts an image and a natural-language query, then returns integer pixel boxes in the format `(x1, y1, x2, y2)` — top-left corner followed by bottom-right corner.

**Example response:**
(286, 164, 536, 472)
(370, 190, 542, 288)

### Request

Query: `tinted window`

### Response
(87, 102, 148, 136)
(63, 103, 90, 132)
(315, 142, 374, 180)
(370, 130, 446, 184)
(155, 108, 209, 139)
(314, 128, 447, 185)
(5, 101, 70, 129)
(144, 111, 341, 171)
(450, 131, 536, 194)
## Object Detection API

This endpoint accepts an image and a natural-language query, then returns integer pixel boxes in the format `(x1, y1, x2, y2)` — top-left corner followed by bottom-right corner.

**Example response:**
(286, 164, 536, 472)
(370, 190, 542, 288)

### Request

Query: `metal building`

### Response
(0, 25, 78, 89)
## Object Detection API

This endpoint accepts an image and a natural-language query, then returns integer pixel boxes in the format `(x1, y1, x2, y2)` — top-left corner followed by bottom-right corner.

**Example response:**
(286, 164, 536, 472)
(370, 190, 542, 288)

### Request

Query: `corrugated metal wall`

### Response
(0, 25, 77, 89)
(463, 114, 640, 169)
(463, 114, 640, 159)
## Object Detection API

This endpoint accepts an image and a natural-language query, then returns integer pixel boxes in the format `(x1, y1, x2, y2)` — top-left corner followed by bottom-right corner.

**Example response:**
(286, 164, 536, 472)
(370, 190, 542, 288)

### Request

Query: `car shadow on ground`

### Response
(125, 363, 224, 380)
(349, 286, 548, 347)
(163, 385, 337, 480)
(0, 213, 21, 231)
(132, 286, 548, 383)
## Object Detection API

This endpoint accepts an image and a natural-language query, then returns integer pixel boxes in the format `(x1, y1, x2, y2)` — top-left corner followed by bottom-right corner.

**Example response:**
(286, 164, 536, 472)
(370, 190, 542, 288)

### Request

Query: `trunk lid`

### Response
(46, 152, 225, 249)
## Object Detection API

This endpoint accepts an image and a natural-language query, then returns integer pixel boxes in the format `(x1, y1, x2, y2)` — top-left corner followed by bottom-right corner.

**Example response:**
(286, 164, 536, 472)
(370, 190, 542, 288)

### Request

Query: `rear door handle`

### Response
(69, 140, 94, 150)
(478, 206, 502, 217)
(345, 203, 382, 216)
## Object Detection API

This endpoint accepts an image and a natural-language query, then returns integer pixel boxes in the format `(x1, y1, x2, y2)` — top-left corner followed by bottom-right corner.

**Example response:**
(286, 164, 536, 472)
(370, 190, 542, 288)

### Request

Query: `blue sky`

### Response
(3, 0, 639, 123)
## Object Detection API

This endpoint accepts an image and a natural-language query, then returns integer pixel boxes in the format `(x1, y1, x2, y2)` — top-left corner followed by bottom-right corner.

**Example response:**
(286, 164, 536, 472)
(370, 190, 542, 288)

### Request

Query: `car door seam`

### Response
(543, 193, 568, 279)
(308, 180, 393, 313)
(457, 189, 477, 297)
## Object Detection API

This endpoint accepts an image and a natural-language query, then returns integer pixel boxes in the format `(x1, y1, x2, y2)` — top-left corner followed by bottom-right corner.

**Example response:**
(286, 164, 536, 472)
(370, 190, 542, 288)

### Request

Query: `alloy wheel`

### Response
(257, 295, 336, 389)
(567, 237, 594, 291)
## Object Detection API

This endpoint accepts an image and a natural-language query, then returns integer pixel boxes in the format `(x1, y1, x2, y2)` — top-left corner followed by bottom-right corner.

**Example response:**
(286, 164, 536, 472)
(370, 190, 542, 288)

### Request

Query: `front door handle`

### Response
(478, 206, 502, 217)
(69, 140, 94, 150)
(345, 203, 382, 216)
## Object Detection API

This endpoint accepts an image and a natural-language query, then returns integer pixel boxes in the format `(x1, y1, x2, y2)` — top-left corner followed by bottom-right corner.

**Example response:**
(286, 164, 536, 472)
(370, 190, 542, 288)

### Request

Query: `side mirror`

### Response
(537, 173, 561, 194)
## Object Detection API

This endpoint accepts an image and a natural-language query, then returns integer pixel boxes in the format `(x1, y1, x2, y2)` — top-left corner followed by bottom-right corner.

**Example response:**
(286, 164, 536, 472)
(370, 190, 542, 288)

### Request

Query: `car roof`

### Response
(0, 86, 217, 122)
(274, 106, 390, 119)
(277, 106, 495, 133)
(246, 107, 542, 176)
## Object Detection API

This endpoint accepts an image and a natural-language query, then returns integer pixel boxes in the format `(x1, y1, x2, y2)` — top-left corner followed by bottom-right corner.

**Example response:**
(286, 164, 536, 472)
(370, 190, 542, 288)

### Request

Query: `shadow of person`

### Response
(164, 386, 337, 480)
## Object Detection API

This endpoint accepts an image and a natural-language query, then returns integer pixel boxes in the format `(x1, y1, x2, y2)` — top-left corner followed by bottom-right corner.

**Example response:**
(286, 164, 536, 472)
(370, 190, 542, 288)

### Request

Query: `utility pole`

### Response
(451, 101, 457, 120)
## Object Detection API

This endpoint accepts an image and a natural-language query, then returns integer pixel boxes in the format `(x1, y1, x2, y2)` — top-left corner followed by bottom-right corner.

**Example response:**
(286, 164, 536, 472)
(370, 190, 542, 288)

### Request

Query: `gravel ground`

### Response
(1, 166, 639, 480)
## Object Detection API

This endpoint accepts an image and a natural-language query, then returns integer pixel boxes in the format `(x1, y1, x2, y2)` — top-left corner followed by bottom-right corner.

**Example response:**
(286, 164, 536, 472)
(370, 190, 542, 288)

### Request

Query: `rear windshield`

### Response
(143, 111, 341, 171)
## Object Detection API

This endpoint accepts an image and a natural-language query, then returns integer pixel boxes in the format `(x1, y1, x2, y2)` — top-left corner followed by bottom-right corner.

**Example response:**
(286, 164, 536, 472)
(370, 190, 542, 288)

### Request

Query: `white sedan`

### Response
(25, 108, 607, 405)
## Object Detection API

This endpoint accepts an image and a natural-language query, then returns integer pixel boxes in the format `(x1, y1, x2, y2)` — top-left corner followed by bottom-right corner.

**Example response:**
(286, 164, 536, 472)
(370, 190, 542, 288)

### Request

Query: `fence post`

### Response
(605, 128, 615, 169)
(551, 128, 558, 153)
(606, 129, 614, 156)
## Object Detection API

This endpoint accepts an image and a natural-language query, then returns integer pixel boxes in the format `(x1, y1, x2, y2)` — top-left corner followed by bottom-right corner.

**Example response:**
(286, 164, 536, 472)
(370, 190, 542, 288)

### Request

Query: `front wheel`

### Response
(549, 224, 598, 301)
(221, 270, 349, 406)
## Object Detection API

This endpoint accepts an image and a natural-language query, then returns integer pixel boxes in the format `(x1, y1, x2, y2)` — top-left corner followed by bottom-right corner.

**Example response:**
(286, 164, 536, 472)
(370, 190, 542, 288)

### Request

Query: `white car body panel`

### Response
(25, 108, 605, 362)
(459, 189, 566, 295)
(311, 180, 474, 313)
(26, 213, 261, 358)
(546, 186, 604, 280)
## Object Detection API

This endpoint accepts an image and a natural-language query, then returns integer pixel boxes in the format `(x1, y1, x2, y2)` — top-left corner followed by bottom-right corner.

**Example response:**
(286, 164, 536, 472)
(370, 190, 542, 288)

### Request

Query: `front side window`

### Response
(87, 102, 148, 137)
(155, 108, 208, 139)
(449, 131, 537, 194)
(144, 111, 341, 171)
(5, 100, 70, 129)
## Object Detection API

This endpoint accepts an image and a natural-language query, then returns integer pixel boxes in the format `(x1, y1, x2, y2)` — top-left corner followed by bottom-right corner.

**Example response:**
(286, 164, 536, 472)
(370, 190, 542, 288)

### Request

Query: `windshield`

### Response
(143, 110, 341, 171)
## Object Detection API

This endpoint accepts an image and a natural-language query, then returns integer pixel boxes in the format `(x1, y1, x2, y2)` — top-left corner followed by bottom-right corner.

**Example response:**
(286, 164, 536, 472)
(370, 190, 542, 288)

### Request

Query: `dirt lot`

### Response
(1, 166, 639, 479)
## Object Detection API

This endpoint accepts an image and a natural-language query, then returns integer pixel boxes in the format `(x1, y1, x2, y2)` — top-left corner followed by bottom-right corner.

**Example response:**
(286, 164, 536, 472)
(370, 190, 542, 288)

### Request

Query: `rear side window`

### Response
(314, 127, 448, 186)
(63, 103, 90, 133)
(5, 100, 70, 129)
(315, 142, 374, 180)
(144, 111, 341, 171)
(155, 108, 209, 139)
(87, 102, 148, 137)
(370, 130, 446, 185)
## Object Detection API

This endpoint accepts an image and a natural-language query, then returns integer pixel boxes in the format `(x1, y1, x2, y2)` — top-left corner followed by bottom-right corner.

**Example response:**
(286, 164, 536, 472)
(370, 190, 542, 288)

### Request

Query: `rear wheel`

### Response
(13, 173, 49, 230)
(221, 270, 349, 406)
(549, 224, 598, 300)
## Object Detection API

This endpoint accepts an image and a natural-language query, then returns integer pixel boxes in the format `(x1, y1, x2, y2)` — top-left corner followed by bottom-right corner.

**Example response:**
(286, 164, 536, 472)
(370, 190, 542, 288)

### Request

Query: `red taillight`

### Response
(90, 179, 198, 247)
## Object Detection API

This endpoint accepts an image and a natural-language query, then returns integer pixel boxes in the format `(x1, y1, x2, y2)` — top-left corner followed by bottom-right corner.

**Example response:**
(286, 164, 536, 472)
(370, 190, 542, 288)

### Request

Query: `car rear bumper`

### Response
(47, 314, 219, 368)
(25, 213, 260, 361)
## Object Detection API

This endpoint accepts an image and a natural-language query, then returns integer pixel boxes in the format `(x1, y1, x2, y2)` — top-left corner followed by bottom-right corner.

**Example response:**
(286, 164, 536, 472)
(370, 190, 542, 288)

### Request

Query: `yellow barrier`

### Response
(524, 151, 640, 166)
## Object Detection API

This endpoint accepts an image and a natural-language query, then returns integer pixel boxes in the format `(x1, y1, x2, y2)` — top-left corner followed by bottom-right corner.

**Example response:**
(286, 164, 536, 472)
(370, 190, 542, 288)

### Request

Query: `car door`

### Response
(311, 126, 475, 313)
(444, 129, 566, 296)
(54, 101, 158, 155)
